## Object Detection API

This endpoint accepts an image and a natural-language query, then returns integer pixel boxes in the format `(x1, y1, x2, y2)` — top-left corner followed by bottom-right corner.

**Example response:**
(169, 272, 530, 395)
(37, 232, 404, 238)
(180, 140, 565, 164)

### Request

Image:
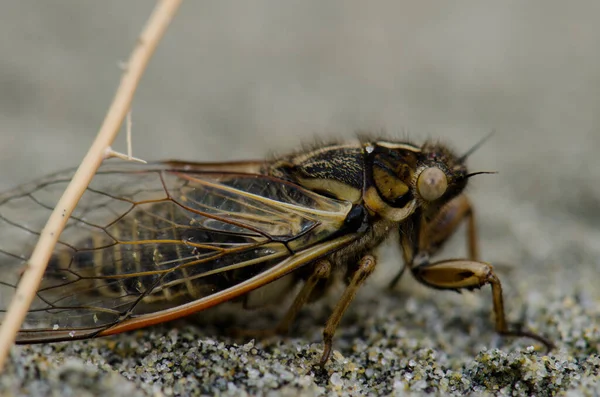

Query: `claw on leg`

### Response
(412, 258, 554, 351)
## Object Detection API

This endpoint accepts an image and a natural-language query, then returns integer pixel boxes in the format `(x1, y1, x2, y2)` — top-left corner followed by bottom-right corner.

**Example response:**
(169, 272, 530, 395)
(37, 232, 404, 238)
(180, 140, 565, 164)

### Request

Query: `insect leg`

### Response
(421, 193, 479, 260)
(389, 193, 478, 289)
(273, 259, 332, 335)
(232, 259, 332, 338)
(319, 255, 377, 367)
(410, 257, 554, 350)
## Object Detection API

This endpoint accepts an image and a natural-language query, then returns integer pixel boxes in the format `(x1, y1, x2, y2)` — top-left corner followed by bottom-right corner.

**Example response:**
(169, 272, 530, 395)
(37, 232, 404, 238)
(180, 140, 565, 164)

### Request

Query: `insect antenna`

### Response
(465, 170, 497, 179)
(458, 130, 496, 163)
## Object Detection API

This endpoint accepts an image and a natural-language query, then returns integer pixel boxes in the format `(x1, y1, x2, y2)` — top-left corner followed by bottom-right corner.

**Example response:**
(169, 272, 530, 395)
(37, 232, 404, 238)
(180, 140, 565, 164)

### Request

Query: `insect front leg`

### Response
(420, 193, 479, 260)
(409, 257, 554, 350)
(396, 194, 554, 350)
(389, 193, 478, 289)
(318, 255, 377, 367)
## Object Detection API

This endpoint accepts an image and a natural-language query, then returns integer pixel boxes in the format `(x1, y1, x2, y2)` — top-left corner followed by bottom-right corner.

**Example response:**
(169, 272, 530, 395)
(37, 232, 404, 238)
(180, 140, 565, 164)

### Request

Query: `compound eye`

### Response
(417, 167, 448, 201)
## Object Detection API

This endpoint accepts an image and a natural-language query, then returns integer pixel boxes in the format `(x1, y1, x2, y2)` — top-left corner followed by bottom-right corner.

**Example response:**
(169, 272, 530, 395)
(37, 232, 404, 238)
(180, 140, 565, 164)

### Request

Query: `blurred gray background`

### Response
(2, 1, 599, 183)
(1, 0, 599, 294)
(1, 1, 599, 395)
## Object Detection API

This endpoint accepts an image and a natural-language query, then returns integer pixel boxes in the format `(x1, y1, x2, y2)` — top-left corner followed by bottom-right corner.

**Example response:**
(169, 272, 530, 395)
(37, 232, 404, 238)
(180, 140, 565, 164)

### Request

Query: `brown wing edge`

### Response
(14, 233, 360, 343)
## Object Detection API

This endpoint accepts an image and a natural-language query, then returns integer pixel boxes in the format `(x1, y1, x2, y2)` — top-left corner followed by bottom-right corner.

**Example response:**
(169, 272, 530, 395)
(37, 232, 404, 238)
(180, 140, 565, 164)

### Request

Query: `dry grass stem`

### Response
(0, 0, 182, 370)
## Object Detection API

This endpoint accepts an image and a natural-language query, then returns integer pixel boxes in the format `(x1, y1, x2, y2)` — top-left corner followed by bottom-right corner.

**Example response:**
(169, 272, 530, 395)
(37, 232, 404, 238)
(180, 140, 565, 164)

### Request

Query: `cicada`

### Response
(0, 137, 552, 366)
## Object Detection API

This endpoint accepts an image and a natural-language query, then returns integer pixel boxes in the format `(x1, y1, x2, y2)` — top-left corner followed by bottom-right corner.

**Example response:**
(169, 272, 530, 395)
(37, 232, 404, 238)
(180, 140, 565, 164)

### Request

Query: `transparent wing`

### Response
(0, 161, 355, 342)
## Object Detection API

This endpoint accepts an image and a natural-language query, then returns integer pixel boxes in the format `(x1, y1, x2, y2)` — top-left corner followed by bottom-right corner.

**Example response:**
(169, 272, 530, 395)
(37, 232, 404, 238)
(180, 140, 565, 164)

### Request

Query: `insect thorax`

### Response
(265, 140, 423, 219)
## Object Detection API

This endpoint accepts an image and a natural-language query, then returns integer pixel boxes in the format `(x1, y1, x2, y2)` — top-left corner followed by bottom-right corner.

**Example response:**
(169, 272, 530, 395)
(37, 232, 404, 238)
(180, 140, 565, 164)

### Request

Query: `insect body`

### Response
(0, 137, 552, 365)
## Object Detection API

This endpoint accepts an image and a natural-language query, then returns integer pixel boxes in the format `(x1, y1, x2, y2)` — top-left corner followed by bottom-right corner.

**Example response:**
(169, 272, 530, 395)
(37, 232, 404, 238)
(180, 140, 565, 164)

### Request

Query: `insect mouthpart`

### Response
(417, 166, 448, 201)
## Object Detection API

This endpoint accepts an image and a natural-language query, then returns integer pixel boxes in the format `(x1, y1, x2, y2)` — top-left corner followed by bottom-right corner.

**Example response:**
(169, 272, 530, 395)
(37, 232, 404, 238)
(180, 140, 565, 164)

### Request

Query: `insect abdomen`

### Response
(44, 201, 283, 312)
